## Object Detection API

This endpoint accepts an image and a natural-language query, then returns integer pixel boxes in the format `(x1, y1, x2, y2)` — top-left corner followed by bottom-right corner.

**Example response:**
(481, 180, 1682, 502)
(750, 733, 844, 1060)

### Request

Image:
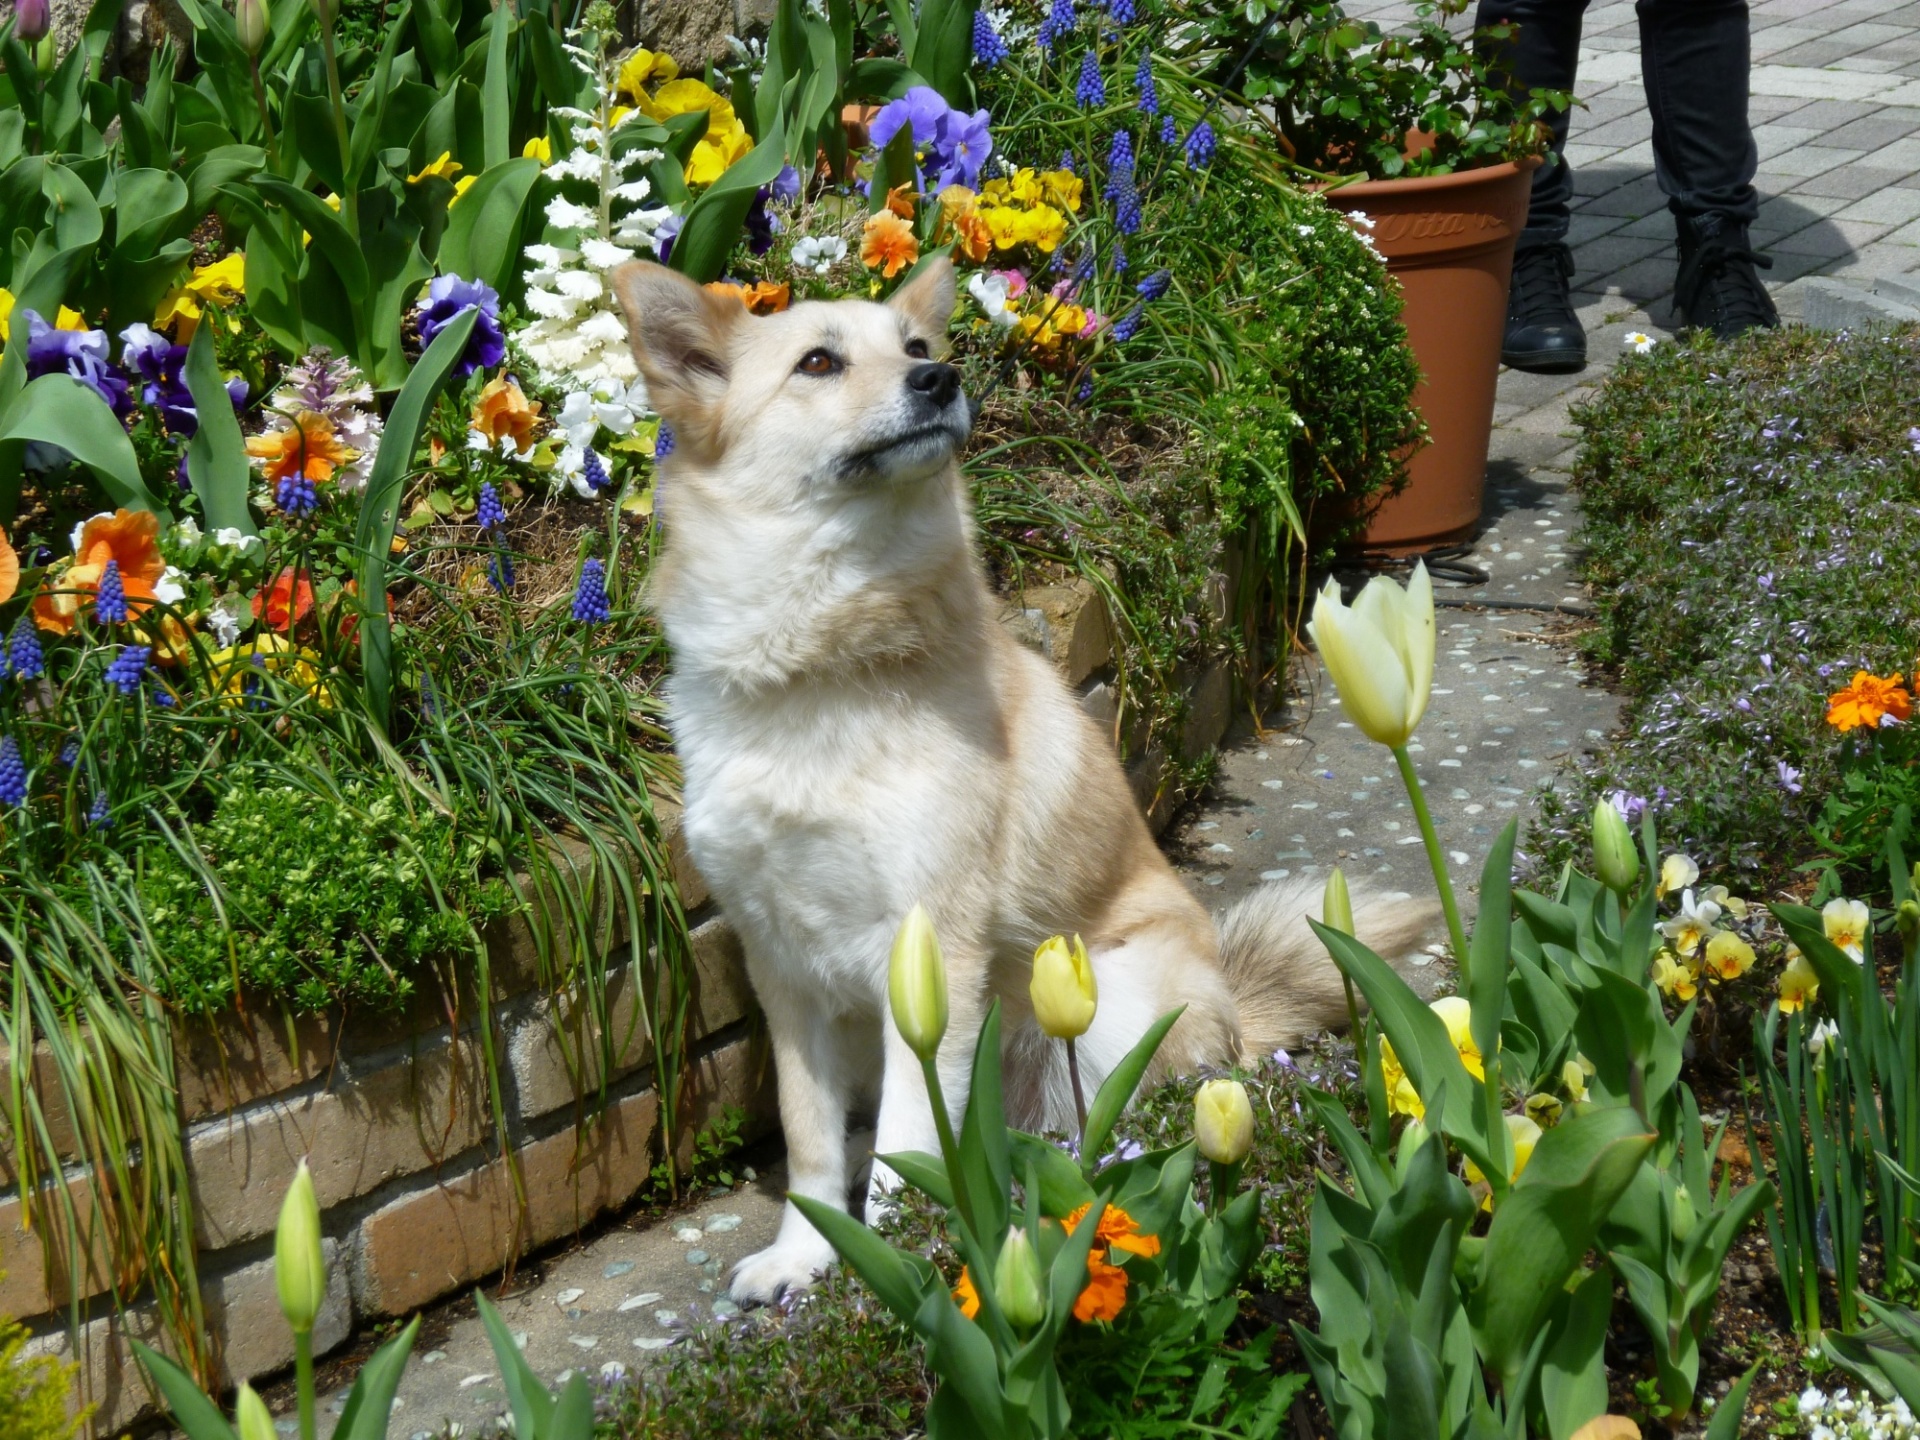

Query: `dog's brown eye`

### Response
(904, 338, 930, 359)
(796, 348, 840, 376)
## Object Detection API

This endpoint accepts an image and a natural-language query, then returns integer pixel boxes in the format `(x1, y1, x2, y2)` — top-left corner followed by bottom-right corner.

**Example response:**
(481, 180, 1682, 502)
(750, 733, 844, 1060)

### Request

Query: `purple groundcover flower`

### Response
(24, 311, 131, 416)
(1777, 760, 1803, 794)
(867, 86, 993, 189)
(415, 276, 506, 378)
(1607, 789, 1647, 821)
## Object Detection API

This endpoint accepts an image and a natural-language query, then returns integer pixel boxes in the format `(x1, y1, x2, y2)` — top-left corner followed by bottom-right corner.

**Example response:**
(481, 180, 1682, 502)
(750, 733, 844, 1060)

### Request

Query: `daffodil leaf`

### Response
(1466, 819, 1518, 1069)
(1703, 1363, 1762, 1440)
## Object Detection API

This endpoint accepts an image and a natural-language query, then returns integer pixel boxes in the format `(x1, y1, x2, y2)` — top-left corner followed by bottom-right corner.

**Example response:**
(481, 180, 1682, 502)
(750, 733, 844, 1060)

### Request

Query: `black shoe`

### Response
(1672, 217, 1779, 340)
(1502, 242, 1588, 374)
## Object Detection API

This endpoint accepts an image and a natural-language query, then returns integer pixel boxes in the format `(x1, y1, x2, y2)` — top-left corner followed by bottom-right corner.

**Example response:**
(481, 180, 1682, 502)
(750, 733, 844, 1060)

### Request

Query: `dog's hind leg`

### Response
(730, 978, 861, 1306)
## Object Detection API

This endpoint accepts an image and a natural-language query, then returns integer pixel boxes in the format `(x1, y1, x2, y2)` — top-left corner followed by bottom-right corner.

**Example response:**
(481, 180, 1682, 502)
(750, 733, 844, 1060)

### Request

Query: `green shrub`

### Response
(0, 1297, 83, 1440)
(1535, 325, 1920, 887)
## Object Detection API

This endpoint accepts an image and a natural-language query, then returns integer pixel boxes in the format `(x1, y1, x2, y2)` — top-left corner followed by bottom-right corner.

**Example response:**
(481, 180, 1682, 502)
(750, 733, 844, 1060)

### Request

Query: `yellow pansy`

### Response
(407, 151, 464, 185)
(452, 174, 477, 204)
(1703, 929, 1757, 982)
(204, 633, 332, 708)
(1463, 1115, 1543, 1210)
(1778, 946, 1819, 1014)
(523, 135, 552, 164)
(636, 79, 752, 185)
(1377, 995, 1485, 1123)
(616, 47, 679, 100)
(1651, 949, 1699, 1003)
(1039, 169, 1084, 212)
(0, 289, 87, 342)
(154, 254, 248, 339)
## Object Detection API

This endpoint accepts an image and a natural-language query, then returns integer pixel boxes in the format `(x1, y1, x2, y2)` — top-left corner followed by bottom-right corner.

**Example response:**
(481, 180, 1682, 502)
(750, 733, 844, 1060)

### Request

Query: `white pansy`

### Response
(212, 526, 263, 554)
(172, 518, 203, 547)
(208, 592, 252, 647)
(468, 431, 526, 461)
(792, 235, 848, 275)
(967, 270, 1015, 328)
(153, 567, 187, 606)
(557, 381, 643, 450)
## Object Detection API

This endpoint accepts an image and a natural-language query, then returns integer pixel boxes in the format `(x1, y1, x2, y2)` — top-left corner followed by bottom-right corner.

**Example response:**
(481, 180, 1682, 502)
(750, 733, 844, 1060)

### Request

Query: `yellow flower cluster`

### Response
(627, 64, 751, 186)
(1016, 302, 1095, 354)
(155, 254, 247, 339)
(976, 168, 1082, 254)
(1650, 859, 1757, 1002)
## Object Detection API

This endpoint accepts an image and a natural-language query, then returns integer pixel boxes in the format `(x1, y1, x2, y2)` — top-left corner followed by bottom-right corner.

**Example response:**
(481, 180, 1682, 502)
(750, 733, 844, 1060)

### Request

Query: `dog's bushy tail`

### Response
(1216, 878, 1442, 1058)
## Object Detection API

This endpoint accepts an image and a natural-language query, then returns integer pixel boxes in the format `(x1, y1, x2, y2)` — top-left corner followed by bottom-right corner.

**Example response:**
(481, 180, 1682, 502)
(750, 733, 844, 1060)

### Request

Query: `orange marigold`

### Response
(861, 211, 919, 279)
(247, 410, 358, 485)
(953, 1265, 980, 1319)
(1826, 670, 1913, 732)
(1072, 1253, 1129, 1323)
(471, 375, 543, 454)
(704, 280, 792, 315)
(1060, 1202, 1156, 1321)
(33, 509, 167, 635)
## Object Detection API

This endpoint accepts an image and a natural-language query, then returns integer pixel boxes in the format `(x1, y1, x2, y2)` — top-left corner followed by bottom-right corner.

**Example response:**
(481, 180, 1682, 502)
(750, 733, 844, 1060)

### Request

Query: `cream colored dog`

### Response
(614, 256, 1431, 1305)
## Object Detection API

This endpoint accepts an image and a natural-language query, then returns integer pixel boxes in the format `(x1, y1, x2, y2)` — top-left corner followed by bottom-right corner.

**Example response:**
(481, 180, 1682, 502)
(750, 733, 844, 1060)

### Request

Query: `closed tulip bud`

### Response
(1193, 1078, 1254, 1165)
(888, 904, 948, 1062)
(1898, 899, 1920, 954)
(1322, 866, 1354, 936)
(1030, 934, 1096, 1040)
(235, 0, 269, 55)
(992, 1227, 1046, 1330)
(1592, 796, 1640, 895)
(1670, 1183, 1696, 1243)
(1305, 563, 1435, 749)
(14, 0, 50, 44)
(274, 1159, 326, 1335)
(235, 1383, 276, 1440)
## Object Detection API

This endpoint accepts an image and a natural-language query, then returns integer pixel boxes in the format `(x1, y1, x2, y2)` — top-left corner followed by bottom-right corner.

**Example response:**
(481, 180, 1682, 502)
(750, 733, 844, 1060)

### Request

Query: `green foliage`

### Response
(131, 773, 513, 1013)
(1539, 325, 1920, 890)
(1189, 0, 1567, 179)
(0, 1294, 84, 1440)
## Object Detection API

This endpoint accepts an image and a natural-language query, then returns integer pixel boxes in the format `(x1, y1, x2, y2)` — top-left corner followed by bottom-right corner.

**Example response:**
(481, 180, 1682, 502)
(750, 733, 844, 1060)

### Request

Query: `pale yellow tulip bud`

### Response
(1304, 563, 1435, 749)
(236, 0, 269, 55)
(888, 904, 948, 1062)
(1591, 797, 1640, 895)
(235, 1383, 277, 1440)
(1322, 866, 1354, 936)
(1671, 1184, 1696, 1243)
(275, 1159, 326, 1335)
(1193, 1078, 1255, 1165)
(992, 1227, 1046, 1330)
(1029, 934, 1096, 1040)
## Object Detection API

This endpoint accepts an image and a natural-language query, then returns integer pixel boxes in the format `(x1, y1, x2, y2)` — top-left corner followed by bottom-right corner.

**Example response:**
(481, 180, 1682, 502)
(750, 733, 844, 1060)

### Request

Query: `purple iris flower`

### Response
(415, 275, 506, 379)
(23, 311, 131, 416)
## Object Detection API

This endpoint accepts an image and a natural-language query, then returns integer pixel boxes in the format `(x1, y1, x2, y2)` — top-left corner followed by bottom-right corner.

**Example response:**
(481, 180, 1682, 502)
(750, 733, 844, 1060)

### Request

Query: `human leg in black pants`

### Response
(1475, 0, 1776, 372)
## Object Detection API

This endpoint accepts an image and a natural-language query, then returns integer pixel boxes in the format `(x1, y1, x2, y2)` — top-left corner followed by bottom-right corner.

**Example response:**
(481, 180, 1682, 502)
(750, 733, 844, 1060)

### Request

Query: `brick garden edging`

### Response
(4, 574, 1236, 1434)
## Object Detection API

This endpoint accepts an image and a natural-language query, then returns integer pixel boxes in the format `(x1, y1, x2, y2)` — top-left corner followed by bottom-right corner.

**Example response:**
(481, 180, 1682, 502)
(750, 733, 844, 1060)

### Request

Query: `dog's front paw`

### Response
(729, 1234, 836, 1307)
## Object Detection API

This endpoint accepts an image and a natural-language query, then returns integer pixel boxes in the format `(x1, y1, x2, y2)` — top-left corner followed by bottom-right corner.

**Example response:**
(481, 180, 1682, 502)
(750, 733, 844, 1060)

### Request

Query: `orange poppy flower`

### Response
(703, 280, 792, 316)
(246, 410, 358, 485)
(32, 510, 167, 635)
(861, 211, 919, 279)
(0, 525, 17, 605)
(1826, 670, 1913, 732)
(471, 375, 543, 455)
(254, 568, 316, 633)
(953, 1265, 980, 1319)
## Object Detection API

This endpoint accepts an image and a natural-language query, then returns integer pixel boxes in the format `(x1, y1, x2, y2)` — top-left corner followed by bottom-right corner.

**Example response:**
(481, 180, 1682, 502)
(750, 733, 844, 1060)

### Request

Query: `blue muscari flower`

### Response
(4, 617, 44, 681)
(1112, 304, 1145, 341)
(277, 474, 319, 517)
(488, 551, 516, 593)
(151, 684, 175, 708)
(1058, 149, 1076, 173)
(1108, 0, 1134, 22)
(1113, 242, 1128, 273)
(1138, 269, 1172, 300)
(972, 10, 1009, 67)
(1037, 0, 1075, 51)
(572, 558, 611, 625)
(88, 791, 111, 828)
(1076, 51, 1105, 107)
(58, 737, 78, 767)
(582, 448, 611, 492)
(1159, 114, 1177, 144)
(1106, 129, 1135, 187)
(476, 481, 507, 533)
(1112, 177, 1143, 235)
(1077, 376, 1094, 401)
(106, 644, 152, 696)
(95, 560, 128, 624)
(1184, 120, 1216, 168)
(1072, 249, 1096, 285)
(655, 423, 675, 460)
(416, 275, 507, 379)
(0, 736, 24, 807)
(1136, 54, 1158, 115)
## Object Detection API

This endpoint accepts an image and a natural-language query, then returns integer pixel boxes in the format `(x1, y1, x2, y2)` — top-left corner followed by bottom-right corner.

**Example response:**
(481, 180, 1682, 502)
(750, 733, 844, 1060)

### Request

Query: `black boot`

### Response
(1672, 216, 1778, 340)
(1502, 242, 1587, 374)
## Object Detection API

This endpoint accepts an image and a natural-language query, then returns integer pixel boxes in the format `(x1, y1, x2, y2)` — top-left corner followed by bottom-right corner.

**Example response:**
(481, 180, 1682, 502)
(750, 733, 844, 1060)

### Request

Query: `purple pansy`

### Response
(415, 276, 506, 378)
(24, 312, 131, 416)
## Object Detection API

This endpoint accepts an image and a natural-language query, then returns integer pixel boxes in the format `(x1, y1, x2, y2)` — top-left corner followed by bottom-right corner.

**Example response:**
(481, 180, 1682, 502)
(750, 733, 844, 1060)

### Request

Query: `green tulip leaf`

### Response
(1467, 819, 1518, 1070)
(333, 1316, 422, 1440)
(789, 1192, 938, 1320)
(875, 1147, 956, 1208)
(1081, 1006, 1184, 1174)
(0, 374, 151, 512)
(1705, 1363, 1762, 1440)
(955, 1000, 1011, 1242)
(438, 156, 541, 296)
(476, 1288, 556, 1437)
(1539, 1268, 1614, 1440)
(181, 320, 254, 536)
(667, 119, 790, 284)
(1009, 1131, 1094, 1216)
(128, 1341, 238, 1440)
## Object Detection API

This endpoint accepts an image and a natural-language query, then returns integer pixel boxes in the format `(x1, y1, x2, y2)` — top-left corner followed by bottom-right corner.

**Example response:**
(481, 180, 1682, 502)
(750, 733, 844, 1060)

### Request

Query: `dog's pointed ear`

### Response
(613, 261, 743, 451)
(887, 255, 957, 349)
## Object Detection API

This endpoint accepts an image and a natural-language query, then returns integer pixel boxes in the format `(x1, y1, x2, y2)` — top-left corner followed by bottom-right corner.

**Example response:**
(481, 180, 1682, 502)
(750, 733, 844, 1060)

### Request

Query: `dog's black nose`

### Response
(906, 361, 960, 409)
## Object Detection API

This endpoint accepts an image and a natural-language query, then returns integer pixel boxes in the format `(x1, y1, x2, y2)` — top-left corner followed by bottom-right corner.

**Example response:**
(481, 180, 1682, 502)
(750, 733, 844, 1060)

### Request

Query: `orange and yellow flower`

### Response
(704, 279, 792, 315)
(1061, 1202, 1159, 1323)
(954, 1264, 980, 1319)
(470, 375, 543, 455)
(883, 184, 916, 221)
(253, 567, 316, 633)
(861, 211, 919, 279)
(33, 509, 167, 635)
(936, 186, 993, 263)
(1827, 670, 1912, 732)
(0, 525, 16, 605)
(247, 410, 359, 487)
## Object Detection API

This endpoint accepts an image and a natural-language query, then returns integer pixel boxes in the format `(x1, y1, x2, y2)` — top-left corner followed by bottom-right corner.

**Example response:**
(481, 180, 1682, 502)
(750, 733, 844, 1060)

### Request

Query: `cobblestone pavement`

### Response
(274, 5, 1920, 1434)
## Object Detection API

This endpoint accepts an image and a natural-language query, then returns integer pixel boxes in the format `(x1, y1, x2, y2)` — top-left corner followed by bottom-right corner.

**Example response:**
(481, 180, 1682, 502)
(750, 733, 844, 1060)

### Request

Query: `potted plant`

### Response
(1202, 0, 1567, 554)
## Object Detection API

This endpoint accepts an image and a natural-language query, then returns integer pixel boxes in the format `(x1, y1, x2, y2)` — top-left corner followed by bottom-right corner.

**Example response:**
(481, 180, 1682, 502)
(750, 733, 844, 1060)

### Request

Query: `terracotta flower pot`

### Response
(1323, 156, 1541, 556)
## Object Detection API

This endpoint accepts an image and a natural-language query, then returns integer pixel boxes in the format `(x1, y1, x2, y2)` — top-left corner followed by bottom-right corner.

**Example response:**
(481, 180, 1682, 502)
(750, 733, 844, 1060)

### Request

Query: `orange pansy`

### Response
(0, 525, 17, 605)
(861, 211, 919, 279)
(953, 1265, 980, 1320)
(246, 411, 358, 485)
(254, 568, 316, 633)
(703, 280, 792, 316)
(936, 186, 993, 263)
(32, 510, 167, 635)
(884, 184, 916, 220)
(1826, 670, 1913, 732)
(471, 375, 543, 454)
